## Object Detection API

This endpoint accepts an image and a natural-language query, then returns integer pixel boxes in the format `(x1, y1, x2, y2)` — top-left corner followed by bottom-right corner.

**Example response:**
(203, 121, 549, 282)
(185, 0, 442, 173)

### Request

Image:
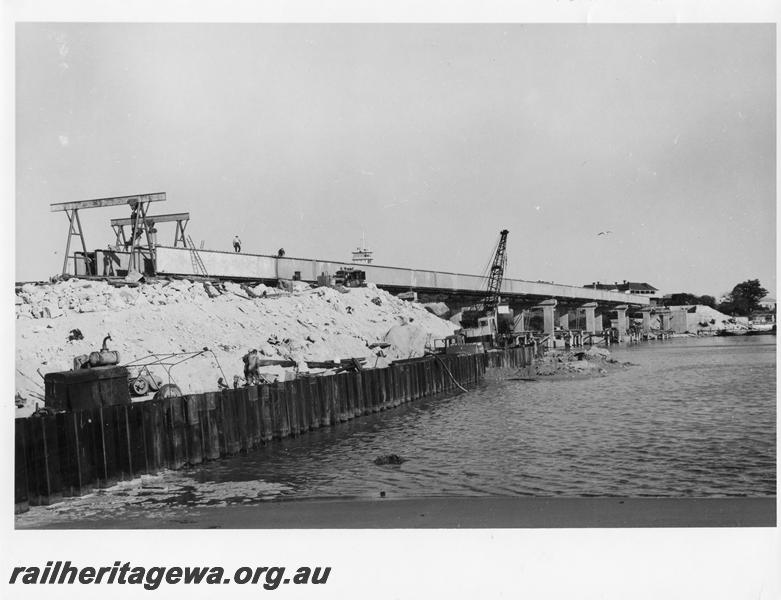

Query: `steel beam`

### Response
(50, 193, 166, 212)
(109, 212, 189, 227)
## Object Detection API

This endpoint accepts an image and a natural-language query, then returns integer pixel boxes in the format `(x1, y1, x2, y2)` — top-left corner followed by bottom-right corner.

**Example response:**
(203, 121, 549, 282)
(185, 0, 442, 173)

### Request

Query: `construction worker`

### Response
(233, 235, 242, 253)
(277, 247, 285, 257)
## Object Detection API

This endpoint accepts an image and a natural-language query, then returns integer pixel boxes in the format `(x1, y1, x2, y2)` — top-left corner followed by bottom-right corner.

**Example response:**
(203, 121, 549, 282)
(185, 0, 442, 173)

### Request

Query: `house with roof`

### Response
(583, 280, 659, 296)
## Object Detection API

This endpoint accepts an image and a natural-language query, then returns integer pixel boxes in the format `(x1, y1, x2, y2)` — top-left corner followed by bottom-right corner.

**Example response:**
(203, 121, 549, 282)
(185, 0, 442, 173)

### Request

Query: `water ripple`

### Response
(82, 337, 781, 502)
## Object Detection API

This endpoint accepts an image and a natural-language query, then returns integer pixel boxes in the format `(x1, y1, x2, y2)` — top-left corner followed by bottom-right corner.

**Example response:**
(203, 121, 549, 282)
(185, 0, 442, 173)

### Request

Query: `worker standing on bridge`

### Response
(233, 235, 242, 253)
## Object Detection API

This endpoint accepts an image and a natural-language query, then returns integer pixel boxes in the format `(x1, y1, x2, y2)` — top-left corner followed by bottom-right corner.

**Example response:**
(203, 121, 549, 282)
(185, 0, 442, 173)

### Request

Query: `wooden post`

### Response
(297, 379, 310, 432)
(352, 372, 363, 417)
(371, 370, 383, 412)
(114, 405, 134, 480)
(346, 373, 357, 418)
(328, 375, 340, 425)
(201, 392, 221, 460)
(246, 385, 262, 449)
(219, 390, 241, 454)
(271, 382, 291, 439)
(284, 381, 300, 436)
(317, 376, 331, 427)
(23, 419, 43, 505)
(379, 368, 390, 410)
(54, 411, 81, 497)
(236, 388, 250, 452)
(98, 405, 118, 487)
(127, 403, 149, 476)
(14, 419, 30, 513)
(258, 385, 274, 443)
(75, 408, 99, 490)
(337, 373, 350, 422)
(308, 379, 321, 428)
(388, 365, 399, 407)
(361, 370, 374, 414)
(184, 394, 204, 465)
(164, 397, 187, 470)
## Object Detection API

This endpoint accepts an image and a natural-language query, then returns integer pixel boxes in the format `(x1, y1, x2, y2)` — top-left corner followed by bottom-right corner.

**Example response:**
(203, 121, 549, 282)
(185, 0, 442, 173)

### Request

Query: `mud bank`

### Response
(16, 496, 775, 529)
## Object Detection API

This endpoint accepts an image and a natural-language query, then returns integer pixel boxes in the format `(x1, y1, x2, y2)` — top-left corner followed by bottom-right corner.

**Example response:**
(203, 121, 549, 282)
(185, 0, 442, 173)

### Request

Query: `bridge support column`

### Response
(671, 307, 689, 333)
(535, 299, 557, 346)
(614, 304, 628, 342)
(581, 302, 598, 334)
(513, 310, 528, 333)
(659, 310, 672, 332)
(640, 307, 653, 334)
(559, 312, 570, 330)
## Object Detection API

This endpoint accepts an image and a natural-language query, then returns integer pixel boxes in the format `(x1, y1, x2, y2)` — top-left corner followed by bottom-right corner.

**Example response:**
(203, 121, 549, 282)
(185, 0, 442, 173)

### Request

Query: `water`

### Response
(185, 336, 775, 499)
(18, 337, 777, 525)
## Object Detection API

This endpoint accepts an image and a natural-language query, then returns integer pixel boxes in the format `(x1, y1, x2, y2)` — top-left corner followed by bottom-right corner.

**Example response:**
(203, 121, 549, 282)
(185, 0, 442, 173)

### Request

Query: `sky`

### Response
(14, 23, 776, 298)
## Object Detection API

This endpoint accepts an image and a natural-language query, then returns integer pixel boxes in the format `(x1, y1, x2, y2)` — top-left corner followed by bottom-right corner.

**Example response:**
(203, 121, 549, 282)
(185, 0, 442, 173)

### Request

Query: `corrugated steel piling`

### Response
(15, 349, 534, 513)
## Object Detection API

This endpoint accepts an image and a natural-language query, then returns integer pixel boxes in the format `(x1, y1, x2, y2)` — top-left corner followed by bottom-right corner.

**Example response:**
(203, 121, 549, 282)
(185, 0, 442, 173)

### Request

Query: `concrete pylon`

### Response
(657, 309, 672, 331)
(559, 311, 570, 330)
(614, 304, 629, 342)
(671, 307, 689, 333)
(513, 310, 528, 333)
(594, 308, 604, 333)
(639, 307, 654, 333)
(581, 302, 598, 334)
(535, 299, 558, 338)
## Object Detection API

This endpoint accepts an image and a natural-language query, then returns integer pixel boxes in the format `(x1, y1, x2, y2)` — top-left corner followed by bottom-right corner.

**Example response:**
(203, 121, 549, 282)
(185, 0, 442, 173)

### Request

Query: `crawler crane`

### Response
(459, 229, 515, 347)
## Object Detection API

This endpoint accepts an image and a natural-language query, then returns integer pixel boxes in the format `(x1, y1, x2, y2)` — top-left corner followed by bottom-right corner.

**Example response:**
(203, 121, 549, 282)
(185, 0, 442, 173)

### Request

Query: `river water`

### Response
(186, 335, 775, 499)
(16, 336, 777, 526)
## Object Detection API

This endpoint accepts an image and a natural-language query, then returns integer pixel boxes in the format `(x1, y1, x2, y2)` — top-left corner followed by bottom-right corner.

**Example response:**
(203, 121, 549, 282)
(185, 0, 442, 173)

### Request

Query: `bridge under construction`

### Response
(51, 192, 651, 341)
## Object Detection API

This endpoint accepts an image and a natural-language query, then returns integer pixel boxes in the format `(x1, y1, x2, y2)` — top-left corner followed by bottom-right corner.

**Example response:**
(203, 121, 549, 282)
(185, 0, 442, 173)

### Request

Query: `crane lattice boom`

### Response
(482, 229, 509, 313)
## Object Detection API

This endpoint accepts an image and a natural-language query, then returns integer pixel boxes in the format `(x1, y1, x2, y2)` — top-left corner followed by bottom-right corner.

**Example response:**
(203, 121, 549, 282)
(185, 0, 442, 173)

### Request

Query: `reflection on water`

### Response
(16, 337, 777, 525)
(190, 336, 775, 499)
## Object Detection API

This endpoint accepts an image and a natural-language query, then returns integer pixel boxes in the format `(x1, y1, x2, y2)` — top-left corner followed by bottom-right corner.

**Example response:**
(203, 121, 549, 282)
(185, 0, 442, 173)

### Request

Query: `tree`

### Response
(663, 293, 717, 308)
(698, 295, 716, 309)
(665, 292, 700, 306)
(718, 279, 768, 316)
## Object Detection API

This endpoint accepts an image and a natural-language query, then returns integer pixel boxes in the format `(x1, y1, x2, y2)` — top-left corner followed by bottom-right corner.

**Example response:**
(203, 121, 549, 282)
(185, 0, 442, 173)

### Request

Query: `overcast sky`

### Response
(15, 23, 775, 297)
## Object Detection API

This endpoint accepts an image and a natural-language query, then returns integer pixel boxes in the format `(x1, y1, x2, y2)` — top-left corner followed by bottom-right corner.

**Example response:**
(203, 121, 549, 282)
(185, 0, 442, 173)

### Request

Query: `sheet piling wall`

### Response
(14, 348, 534, 513)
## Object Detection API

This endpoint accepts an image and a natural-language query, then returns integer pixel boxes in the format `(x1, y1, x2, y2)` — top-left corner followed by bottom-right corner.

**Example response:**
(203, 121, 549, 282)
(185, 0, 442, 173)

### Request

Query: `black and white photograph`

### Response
(3, 2, 778, 598)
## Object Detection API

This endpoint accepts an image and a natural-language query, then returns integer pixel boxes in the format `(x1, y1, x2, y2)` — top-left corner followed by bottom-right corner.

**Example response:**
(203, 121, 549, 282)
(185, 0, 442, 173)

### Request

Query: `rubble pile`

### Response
(15, 279, 457, 417)
(533, 346, 628, 380)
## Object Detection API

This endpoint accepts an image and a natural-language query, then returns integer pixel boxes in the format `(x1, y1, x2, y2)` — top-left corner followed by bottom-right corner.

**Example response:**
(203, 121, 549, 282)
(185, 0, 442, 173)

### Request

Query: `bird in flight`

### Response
(597, 230, 612, 236)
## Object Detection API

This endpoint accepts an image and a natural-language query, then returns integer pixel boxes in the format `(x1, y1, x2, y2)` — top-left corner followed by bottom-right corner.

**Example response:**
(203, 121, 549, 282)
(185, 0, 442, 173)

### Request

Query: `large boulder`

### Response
(423, 302, 450, 318)
(382, 323, 431, 358)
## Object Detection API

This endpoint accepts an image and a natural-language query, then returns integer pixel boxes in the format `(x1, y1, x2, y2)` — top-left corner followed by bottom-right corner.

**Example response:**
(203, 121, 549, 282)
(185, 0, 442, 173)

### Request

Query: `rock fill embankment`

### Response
(15, 279, 457, 416)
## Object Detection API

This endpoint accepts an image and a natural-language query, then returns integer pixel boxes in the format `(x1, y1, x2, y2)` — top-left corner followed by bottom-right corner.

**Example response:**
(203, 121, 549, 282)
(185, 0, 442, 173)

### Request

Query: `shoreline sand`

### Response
(17, 496, 776, 529)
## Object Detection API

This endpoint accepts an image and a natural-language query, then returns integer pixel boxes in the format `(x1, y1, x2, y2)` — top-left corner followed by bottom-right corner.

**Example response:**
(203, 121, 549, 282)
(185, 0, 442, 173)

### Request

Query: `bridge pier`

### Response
(657, 309, 672, 332)
(581, 302, 598, 334)
(640, 307, 654, 334)
(614, 304, 629, 343)
(670, 307, 689, 333)
(535, 299, 557, 347)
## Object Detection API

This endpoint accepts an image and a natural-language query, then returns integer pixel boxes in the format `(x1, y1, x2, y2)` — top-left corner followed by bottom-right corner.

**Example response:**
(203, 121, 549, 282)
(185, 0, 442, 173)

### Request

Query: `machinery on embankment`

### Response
(457, 229, 520, 349)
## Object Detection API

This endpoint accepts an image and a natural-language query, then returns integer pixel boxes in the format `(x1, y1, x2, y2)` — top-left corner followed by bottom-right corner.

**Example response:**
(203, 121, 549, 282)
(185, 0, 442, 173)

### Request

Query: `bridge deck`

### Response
(154, 246, 649, 306)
